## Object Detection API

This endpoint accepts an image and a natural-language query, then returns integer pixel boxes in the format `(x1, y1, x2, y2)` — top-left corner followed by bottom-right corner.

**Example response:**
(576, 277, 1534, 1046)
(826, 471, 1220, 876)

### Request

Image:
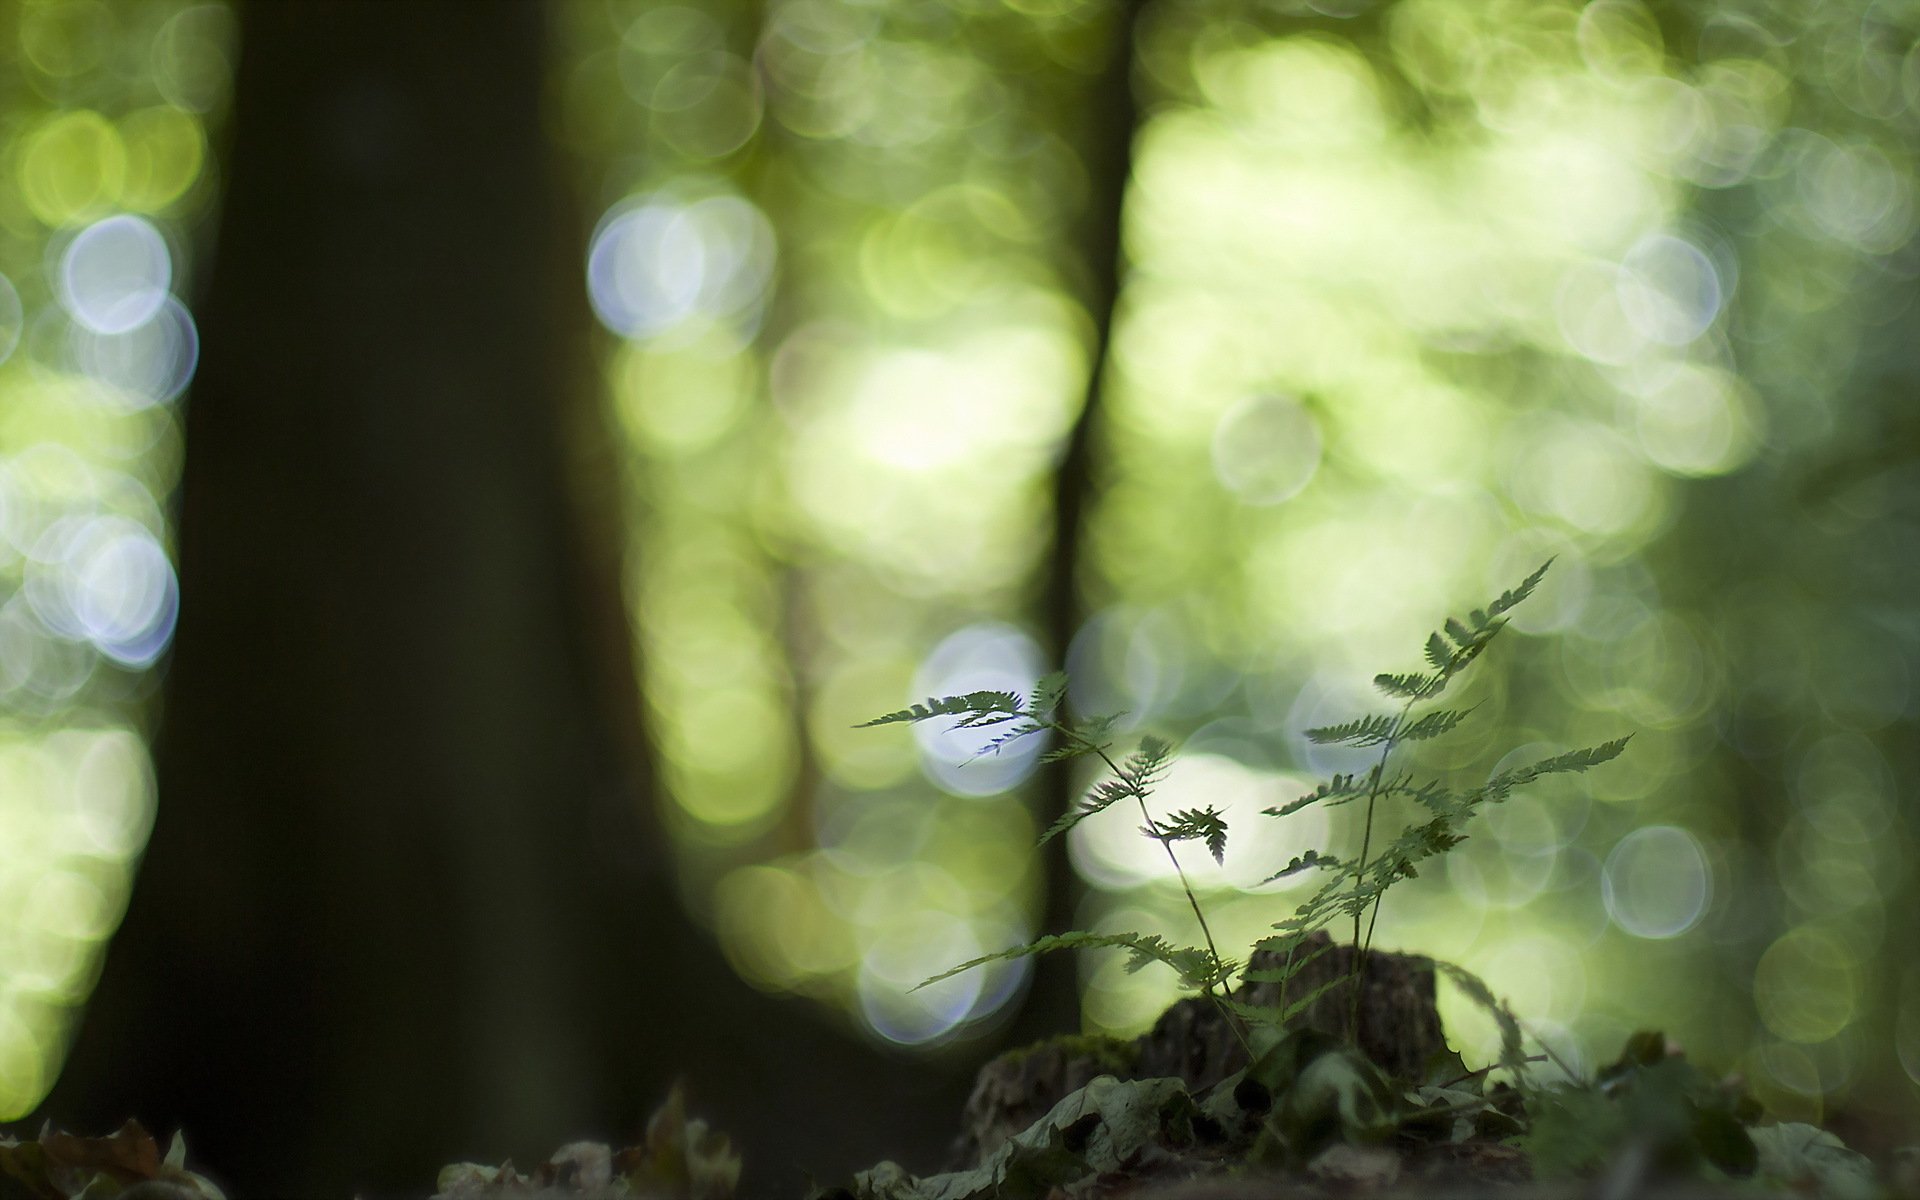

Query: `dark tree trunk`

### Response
(1023, 0, 1150, 1044)
(40, 3, 965, 1194)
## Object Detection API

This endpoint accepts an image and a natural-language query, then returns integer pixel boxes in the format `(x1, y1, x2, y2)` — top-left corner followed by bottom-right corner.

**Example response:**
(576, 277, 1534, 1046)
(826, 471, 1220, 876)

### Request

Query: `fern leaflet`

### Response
(1305, 714, 1397, 747)
(1158, 807, 1230, 864)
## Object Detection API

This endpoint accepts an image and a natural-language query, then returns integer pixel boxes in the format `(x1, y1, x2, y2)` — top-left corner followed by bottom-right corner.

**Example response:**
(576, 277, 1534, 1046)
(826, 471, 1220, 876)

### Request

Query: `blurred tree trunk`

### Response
(40, 2, 964, 1194)
(1024, 0, 1149, 1043)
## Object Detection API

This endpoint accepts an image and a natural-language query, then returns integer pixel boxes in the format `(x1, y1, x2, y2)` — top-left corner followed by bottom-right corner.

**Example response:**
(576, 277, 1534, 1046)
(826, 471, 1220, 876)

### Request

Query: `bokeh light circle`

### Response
(586, 190, 776, 340)
(1755, 927, 1859, 1045)
(1601, 824, 1710, 938)
(58, 214, 173, 335)
(69, 294, 200, 407)
(910, 622, 1047, 797)
(1210, 394, 1322, 504)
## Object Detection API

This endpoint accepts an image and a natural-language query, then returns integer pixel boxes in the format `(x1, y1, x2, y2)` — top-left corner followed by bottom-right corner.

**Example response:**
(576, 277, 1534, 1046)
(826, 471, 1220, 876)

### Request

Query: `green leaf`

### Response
(1397, 706, 1478, 741)
(1158, 806, 1229, 864)
(1474, 737, 1631, 804)
(1749, 1123, 1878, 1200)
(1485, 558, 1553, 622)
(1373, 671, 1440, 700)
(1423, 632, 1452, 671)
(974, 720, 1048, 757)
(1027, 671, 1069, 717)
(1304, 714, 1396, 747)
(1039, 778, 1131, 844)
(915, 931, 1228, 994)
(1265, 773, 1364, 818)
(1443, 617, 1475, 648)
(1433, 960, 1527, 1080)
(856, 691, 1020, 728)
(1256, 849, 1345, 886)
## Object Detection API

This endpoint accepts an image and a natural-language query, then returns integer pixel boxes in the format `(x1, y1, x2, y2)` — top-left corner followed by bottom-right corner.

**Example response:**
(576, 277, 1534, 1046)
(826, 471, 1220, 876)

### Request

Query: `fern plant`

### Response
(859, 560, 1626, 1055)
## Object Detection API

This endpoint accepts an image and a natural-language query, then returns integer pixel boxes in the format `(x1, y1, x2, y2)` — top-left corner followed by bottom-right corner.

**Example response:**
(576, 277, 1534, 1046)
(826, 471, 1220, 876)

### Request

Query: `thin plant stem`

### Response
(1069, 723, 1256, 1062)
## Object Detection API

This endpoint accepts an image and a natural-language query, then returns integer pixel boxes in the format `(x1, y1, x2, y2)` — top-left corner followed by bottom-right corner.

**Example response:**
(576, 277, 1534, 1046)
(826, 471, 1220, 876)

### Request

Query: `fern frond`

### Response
(1444, 617, 1475, 648)
(1484, 559, 1553, 623)
(1304, 714, 1397, 747)
(1121, 735, 1174, 788)
(1398, 706, 1479, 742)
(1435, 959, 1529, 1080)
(856, 690, 1021, 728)
(1257, 849, 1345, 886)
(1472, 737, 1632, 805)
(1242, 932, 1337, 983)
(1038, 741, 1102, 764)
(1158, 807, 1229, 864)
(915, 930, 1225, 993)
(975, 720, 1048, 757)
(1424, 632, 1452, 671)
(1265, 772, 1365, 818)
(1028, 671, 1069, 717)
(1038, 784, 1126, 844)
(1374, 671, 1440, 700)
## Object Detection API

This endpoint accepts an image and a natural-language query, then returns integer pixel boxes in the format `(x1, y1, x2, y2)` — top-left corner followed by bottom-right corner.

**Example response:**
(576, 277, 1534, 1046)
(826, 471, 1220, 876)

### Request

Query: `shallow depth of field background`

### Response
(2, 0, 1917, 1148)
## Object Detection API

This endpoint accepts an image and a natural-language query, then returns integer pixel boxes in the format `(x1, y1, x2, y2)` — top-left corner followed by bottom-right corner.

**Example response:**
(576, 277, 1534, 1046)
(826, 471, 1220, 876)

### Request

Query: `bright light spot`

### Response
(1755, 927, 1859, 1044)
(1630, 364, 1762, 477)
(1210, 394, 1322, 505)
(0, 273, 22, 366)
(24, 517, 178, 666)
(1616, 233, 1721, 345)
(1445, 794, 1563, 910)
(0, 1010, 51, 1120)
(910, 623, 1046, 797)
(72, 729, 155, 858)
(1069, 755, 1328, 892)
(586, 190, 775, 340)
(69, 295, 200, 408)
(1601, 824, 1709, 938)
(1555, 259, 1649, 364)
(64, 520, 177, 666)
(57, 215, 172, 335)
(1065, 606, 1192, 729)
(856, 911, 994, 1046)
(1508, 417, 1658, 537)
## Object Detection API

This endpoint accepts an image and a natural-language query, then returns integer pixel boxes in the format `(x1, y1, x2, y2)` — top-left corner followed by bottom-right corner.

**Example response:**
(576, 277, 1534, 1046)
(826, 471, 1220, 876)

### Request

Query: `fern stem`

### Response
(1071, 727, 1254, 1062)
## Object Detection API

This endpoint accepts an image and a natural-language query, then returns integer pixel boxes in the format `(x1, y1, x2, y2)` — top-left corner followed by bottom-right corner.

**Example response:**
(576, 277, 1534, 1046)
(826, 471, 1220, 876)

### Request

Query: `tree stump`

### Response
(954, 932, 1446, 1165)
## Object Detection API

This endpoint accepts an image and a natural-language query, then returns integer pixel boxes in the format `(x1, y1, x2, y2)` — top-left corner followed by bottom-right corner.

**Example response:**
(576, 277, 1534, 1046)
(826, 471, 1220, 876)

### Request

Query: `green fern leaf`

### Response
(1241, 932, 1337, 983)
(1265, 773, 1366, 818)
(1485, 559, 1553, 622)
(976, 720, 1048, 756)
(1122, 735, 1174, 787)
(1424, 632, 1452, 671)
(1374, 671, 1440, 700)
(915, 930, 1220, 993)
(1304, 714, 1397, 747)
(1444, 617, 1475, 648)
(1474, 737, 1632, 805)
(1039, 782, 1128, 845)
(1398, 706, 1479, 742)
(1028, 671, 1069, 717)
(1257, 849, 1345, 886)
(1159, 807, 1229, 864)
(856, 690, 1021, 728)
(1038, 741, 1102, 764)
(1435, 959, 1528, 1079)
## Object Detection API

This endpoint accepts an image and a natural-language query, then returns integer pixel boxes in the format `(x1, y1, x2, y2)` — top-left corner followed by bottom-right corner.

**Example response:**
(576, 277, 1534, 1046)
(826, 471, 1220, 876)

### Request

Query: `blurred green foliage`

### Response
(563, 0, 1920, 1140)
(0, 0, 228, 1120)
(2, 0, 1915, 1147)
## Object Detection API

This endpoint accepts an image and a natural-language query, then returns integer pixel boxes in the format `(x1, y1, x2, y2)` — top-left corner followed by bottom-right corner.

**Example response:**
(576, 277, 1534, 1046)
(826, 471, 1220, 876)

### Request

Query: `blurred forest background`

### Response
(0, 0, 1916, 1194)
